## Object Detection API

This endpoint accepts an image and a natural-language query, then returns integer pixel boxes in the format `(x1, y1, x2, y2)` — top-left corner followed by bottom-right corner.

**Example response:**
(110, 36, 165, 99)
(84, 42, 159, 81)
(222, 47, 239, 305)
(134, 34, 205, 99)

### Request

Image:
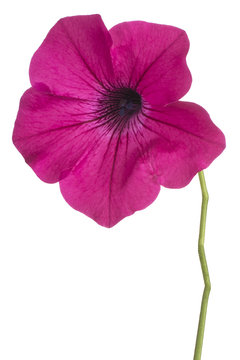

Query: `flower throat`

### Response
(97, 87, 142, 131)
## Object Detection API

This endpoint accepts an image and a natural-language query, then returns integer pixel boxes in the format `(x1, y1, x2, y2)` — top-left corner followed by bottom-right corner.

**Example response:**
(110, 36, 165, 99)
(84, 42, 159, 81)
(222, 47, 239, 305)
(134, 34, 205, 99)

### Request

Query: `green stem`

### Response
(193, 171, 211, 360)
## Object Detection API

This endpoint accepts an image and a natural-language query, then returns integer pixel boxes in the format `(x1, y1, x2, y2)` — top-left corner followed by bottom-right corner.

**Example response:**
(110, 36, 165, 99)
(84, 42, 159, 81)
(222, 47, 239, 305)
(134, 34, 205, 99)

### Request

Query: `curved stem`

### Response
(193, 171, 211, 360)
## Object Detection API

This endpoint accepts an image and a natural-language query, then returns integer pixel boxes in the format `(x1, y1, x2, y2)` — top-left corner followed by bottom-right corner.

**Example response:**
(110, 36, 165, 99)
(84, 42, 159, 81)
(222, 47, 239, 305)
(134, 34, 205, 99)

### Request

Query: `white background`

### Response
(0, 0, 239, 359)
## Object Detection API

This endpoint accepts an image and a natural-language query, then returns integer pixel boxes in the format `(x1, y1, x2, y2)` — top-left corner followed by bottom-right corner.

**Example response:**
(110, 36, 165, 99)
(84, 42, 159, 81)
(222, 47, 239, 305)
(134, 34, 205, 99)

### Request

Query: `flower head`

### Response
(12, 15, 225, 227)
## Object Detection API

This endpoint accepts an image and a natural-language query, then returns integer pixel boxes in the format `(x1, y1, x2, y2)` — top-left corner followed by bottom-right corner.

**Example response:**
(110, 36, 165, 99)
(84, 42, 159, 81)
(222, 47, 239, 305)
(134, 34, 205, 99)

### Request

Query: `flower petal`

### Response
(30, 15, 114, 98)
(60, 119, 162, 228)
(12, 87, 104, 183)
(141, 101, 226, 188)
(109, 21, 191, 105)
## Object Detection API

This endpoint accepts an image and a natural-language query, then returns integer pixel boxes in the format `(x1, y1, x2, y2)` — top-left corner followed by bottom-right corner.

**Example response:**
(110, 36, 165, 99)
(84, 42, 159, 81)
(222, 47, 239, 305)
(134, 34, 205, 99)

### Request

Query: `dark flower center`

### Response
(97, 88, 142, 131)
(117, 88, 142, 117)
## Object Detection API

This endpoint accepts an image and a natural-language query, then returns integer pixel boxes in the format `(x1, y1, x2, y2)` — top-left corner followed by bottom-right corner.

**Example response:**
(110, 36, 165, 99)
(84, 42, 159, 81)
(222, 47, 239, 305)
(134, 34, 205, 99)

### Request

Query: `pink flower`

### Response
(12, 15, 225, 227)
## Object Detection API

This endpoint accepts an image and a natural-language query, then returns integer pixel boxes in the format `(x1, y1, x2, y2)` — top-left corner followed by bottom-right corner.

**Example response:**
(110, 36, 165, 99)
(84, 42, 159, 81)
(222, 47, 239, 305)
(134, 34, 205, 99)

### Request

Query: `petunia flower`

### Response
(12, 15, 225, 227)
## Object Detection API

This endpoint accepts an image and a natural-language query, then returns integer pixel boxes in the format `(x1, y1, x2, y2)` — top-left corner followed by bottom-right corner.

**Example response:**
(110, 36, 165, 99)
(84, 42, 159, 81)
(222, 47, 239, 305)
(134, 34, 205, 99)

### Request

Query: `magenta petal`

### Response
(141, 101, 226, 188)
(109, 21, 192, 105)
(60, 124, 161, 228)
(12, 88, 103, 183)
(30, 15, 114, 98)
